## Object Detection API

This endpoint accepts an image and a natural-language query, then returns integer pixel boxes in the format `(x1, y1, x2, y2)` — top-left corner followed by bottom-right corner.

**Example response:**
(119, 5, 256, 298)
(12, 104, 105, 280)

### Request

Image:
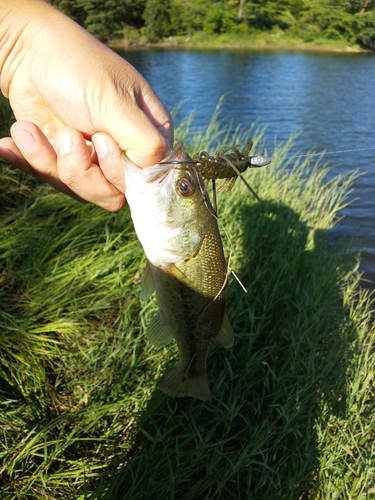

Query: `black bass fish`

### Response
(122, 142, 233, 401)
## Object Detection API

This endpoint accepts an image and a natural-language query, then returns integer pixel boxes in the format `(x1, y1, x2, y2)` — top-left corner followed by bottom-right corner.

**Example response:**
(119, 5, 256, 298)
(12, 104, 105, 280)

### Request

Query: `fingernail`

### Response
(94, 134, 109, 158)
(12, 130, 36, 153)
(56, 130, 74, 153)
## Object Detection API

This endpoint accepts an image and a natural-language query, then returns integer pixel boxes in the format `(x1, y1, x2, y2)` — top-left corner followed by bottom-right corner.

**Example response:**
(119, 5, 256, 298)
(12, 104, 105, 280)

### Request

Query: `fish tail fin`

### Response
(158, 364, 212, 402)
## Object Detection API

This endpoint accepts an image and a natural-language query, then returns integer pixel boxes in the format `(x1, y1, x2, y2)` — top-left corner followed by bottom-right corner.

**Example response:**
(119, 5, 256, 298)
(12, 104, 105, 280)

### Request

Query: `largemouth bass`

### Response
(122, 142, 233, 401)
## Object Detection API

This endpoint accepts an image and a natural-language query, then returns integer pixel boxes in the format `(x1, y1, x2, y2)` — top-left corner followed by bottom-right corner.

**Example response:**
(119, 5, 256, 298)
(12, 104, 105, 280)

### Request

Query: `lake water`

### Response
(115, 48, 375, 288)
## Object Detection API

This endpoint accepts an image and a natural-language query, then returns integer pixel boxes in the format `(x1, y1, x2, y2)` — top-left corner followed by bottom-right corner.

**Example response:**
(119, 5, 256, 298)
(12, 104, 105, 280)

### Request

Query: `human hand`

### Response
(0, 0, 173, 211)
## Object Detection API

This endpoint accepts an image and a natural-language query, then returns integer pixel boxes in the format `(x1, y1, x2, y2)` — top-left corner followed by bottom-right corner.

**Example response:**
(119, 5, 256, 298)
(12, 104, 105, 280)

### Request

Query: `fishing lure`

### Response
(160, 140, 271, 204)
(193, 141, 271, 203)
(193, 140, 271, 182)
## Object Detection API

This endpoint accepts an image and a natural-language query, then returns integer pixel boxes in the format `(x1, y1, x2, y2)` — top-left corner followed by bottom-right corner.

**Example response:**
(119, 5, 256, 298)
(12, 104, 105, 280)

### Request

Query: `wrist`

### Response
(0, 0, 56, 97)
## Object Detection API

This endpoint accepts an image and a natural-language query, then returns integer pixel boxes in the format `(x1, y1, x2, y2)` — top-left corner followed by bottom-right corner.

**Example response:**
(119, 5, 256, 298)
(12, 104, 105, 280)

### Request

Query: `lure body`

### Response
(193, 141, 271, 181)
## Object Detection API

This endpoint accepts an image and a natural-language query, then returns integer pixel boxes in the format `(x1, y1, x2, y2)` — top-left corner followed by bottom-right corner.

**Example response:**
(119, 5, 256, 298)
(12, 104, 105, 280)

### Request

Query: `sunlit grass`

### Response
(186, 30, 359, 52)
(1, 96, 374, 498)
(111, 29, 362, 52)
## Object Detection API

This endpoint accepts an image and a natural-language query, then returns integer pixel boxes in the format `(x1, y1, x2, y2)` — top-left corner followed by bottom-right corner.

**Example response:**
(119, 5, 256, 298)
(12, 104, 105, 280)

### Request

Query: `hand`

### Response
(0, 0, 173, 211)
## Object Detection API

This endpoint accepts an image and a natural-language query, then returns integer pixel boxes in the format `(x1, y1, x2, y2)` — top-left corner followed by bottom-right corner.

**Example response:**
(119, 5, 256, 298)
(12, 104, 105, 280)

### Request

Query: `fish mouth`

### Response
(140, 163, 174, 184)
(124, 141, 198, 185)
(159, 141, 194, 164)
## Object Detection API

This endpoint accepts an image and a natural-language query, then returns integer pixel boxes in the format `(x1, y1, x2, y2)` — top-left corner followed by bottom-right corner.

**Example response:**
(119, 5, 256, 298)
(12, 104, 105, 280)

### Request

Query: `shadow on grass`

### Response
(93, 200, 358, 499)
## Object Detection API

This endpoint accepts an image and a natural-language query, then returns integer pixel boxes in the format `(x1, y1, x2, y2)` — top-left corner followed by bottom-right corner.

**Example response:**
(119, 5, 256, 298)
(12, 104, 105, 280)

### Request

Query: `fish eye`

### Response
(177, 177, 195, 197)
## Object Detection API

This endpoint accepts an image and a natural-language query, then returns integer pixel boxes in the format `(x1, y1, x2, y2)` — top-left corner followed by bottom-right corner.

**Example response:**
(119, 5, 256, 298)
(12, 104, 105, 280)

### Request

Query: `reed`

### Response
(0, 96, 374, 499)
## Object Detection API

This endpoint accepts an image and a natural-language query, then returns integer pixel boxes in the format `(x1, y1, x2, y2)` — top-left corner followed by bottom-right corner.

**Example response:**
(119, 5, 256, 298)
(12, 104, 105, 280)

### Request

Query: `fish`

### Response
(122, 141, 233, 401)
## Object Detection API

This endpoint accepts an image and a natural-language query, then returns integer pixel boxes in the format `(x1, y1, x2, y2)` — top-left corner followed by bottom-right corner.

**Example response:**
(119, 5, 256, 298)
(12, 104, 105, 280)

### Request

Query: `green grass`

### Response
(186, 29, 360, 51)
(111, 27, 362, 52)
(1, 96, 374, 499)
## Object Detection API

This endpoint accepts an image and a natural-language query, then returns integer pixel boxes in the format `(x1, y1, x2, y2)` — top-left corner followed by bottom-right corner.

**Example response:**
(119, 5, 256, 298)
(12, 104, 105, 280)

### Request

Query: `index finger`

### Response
(98, 84, 173, 168)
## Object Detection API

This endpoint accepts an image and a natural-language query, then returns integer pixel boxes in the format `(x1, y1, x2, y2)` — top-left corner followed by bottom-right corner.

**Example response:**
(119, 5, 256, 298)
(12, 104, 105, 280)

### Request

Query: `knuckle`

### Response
(103, 196, 126, 213)
(152, 134, 169, 159)
(59, 169, 79, 187)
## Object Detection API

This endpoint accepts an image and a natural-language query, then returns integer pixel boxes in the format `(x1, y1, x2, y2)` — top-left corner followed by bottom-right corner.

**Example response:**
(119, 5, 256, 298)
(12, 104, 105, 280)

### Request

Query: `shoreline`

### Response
(108, 39, 369, 54)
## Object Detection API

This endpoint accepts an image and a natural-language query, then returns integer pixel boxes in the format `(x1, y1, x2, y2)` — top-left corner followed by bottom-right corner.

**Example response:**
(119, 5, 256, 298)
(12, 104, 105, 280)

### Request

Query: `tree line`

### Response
(48, 0, 375, 50)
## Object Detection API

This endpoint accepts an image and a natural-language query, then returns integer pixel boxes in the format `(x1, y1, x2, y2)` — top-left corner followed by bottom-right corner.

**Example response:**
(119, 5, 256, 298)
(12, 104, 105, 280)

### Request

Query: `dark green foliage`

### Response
(77, 0, 126, 41)
(47, 0, 375, 47)
(355, 10, 375, 49)
(201, 1, 238, 35)
(48, 0, 86, 25)
(49, 0, 146, 42)
(168, 0, 206, 36)
(242, 0, 302, 31)
(143, 0, 170, 42)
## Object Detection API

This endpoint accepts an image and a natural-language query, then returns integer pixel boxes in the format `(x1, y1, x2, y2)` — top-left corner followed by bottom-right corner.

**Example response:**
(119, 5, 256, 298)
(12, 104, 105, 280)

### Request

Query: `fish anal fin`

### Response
(215, 312, 234, 348)
(141, 261, 155, 301)
(158, 364, 212, 401)
(146, 310, 173, 347)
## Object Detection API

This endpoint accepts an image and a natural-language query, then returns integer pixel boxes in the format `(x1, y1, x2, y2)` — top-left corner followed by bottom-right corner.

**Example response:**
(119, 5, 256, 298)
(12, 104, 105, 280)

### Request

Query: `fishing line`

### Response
(196, 173, 248, 294)
(272, 146, 375, 161)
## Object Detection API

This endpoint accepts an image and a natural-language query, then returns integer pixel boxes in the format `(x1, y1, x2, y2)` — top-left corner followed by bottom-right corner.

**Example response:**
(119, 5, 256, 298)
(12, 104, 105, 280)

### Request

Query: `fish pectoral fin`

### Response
(215, 313, 234, 348)
(141, 261, 155, 301)
(146, 310, 174, 346)
(158, 364, 212, 402)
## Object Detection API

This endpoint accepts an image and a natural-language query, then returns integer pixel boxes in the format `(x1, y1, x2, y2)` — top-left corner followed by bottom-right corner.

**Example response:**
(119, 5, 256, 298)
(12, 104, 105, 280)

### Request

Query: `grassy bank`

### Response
(1, 98, 374, 498)
(110, 28, 363, 52)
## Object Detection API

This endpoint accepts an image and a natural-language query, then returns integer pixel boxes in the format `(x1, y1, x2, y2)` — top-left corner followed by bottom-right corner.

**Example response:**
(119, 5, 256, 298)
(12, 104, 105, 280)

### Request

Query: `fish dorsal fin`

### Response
(216, 313, 234, 348)
(141, 261, 155, 301)
(146, 310, 174, 347)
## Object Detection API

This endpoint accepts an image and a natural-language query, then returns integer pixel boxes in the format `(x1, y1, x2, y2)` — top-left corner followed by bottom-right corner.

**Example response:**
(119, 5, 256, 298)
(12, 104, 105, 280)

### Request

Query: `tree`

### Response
(48, 0, 146, 42)
(77, 0, 131, 41)
(48, 0, 86, 25)
(47, 0, 375, 47)
(168, 0, 206, 36)
(355, 10, 375, 49)
(237, 0, 245, 22)
(143, 0, 170, 42)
